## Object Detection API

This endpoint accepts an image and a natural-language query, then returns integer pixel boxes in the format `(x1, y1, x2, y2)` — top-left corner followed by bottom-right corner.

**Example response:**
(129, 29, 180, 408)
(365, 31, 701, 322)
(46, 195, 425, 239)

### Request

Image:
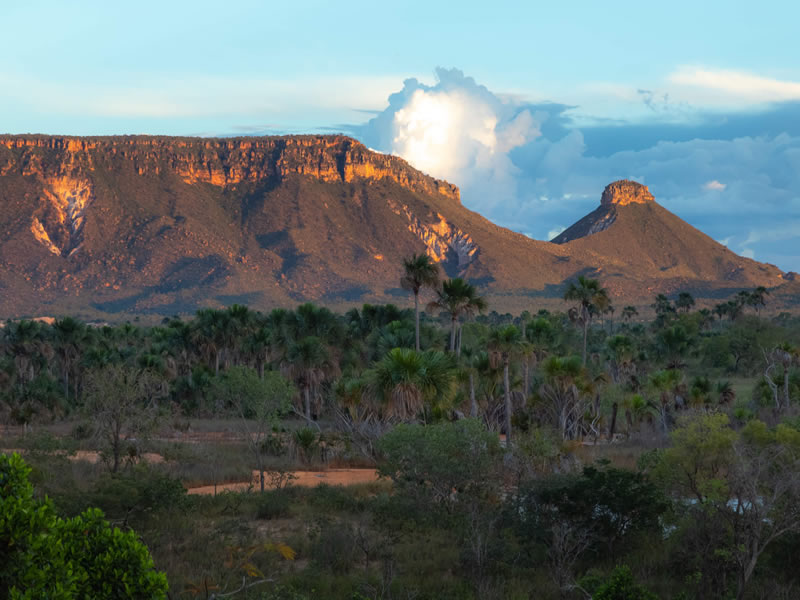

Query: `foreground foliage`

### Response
(0, 453, 167, 599)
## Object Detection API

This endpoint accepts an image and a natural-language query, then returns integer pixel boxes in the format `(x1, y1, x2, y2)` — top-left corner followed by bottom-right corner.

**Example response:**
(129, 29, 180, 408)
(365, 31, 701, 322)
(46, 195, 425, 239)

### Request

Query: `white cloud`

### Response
(703, 180, 727, 191)
(361, 69, 800, 272)
(669, 67, 800, 104)
(547, 226, 566, 240)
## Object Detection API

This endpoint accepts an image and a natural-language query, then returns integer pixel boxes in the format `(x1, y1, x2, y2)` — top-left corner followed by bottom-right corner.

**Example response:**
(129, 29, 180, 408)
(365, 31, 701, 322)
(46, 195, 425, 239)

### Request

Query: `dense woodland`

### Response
(2, 255, 800, 599)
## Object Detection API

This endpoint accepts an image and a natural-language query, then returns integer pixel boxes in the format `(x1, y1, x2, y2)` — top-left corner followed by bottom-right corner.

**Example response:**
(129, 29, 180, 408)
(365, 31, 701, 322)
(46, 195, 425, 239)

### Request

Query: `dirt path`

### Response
(186, 468, 380, 495)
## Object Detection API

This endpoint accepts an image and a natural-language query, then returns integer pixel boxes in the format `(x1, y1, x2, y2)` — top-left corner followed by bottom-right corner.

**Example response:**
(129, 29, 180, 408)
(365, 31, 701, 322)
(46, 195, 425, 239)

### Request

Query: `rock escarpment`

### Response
(0, 135, 459, 201)
(600, 180, 655, 206)
(0, 137, 789, 318)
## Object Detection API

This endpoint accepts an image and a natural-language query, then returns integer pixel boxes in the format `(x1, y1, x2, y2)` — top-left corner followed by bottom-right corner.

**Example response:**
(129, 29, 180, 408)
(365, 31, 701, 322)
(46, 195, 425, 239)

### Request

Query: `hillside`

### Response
(0, 137, 791, 318)
(551, 180, 792, 300)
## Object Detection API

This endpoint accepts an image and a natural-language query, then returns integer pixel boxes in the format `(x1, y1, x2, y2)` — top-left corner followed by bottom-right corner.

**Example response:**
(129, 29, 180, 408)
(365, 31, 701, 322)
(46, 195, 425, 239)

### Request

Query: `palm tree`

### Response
(563, 276, 609, 366)
(53, 316, 90, 400)
(767, 343, 799, 411)
(401, 253, 440, 351)
(243, 326, 271, 379)
(363, 348, 455, 421)
(748, 286, 769, 313)
(428, 278, 488, 354)
(458, 346, 481, 419)
(675, 292, 695, 313)
(192, 308, 230, 375)
(226, 304, 258, 366)
(621, 306, 638, 323)
(286, 336, 331, 421)
(716, 380, 736, 405)
(488, 325, 525, 443)
(648, 369, 682, 434)
(4, 320, 47, 386)
(538, 355, 587, 440)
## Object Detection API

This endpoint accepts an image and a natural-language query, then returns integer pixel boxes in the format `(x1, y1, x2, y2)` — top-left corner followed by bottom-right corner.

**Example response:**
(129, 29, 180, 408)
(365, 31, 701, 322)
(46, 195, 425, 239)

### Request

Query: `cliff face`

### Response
(0, 136, 790, 318)
(0, 134, 548, 317)
(600, 180, 655, 206)
(0, 135, 459, 200)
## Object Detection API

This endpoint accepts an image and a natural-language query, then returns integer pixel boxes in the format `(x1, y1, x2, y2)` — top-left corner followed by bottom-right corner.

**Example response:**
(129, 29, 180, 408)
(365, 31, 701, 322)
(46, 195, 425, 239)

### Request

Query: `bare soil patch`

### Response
(186, 468, 380, 495)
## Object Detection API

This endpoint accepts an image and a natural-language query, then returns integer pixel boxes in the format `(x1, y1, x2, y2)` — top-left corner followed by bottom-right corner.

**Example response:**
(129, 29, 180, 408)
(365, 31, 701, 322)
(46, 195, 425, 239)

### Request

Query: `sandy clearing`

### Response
(187, 468, 380, 495)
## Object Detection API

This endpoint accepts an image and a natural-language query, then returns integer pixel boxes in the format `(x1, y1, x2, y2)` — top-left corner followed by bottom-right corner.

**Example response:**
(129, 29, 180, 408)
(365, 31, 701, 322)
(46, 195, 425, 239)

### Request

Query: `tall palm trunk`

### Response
(414, 292, 421, 351)
(609, 402, 618, 440)
(450, 317, 457, 352)
(469, 372, 477, 418)
(581, 313, 589, 366)
(304, 384, 311, 420)
(523, 360, 529, 400)
(503, 358, 512, 444)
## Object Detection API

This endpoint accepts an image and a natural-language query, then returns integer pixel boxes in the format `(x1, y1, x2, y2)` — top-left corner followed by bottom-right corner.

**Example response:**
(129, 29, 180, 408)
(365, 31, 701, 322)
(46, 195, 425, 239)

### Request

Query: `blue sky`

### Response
(3, 0, 800, 271)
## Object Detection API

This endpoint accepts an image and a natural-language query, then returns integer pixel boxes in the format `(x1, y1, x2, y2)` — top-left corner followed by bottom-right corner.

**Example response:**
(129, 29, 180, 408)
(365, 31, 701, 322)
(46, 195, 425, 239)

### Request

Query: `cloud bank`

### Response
(356, 68, 800, 272)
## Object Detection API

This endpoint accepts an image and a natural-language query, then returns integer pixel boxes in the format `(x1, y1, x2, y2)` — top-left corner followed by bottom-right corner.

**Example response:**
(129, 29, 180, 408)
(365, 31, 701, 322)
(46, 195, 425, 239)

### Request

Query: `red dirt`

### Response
(186, 468, 380, 495)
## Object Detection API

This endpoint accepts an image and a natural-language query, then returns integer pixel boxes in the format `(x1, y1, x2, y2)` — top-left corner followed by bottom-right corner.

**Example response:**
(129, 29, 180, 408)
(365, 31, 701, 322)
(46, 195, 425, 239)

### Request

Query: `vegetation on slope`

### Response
(2, 262, 800, 599)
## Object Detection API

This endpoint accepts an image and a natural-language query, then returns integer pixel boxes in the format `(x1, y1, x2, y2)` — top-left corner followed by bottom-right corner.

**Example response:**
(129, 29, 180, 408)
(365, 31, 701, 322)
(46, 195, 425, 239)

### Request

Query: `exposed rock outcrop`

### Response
(0, 135, 459, 202)
(601, 180, 655, 206)
(398, 205, 478, 271)
(30, 176, 94, 257)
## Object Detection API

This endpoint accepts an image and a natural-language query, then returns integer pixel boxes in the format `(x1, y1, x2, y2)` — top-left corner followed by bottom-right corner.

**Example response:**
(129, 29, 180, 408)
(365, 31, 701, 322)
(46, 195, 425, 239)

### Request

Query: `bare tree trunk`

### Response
(470, 372, 477, 418)
(523, 360, 529, 400)
(414, 292, 421, 352)
(609, 402, 618, 440)
(785, 368, 791, 409)
(503, 361, 512, 444)
(304, 385, 311, 421)
(582, 317, 588, 366)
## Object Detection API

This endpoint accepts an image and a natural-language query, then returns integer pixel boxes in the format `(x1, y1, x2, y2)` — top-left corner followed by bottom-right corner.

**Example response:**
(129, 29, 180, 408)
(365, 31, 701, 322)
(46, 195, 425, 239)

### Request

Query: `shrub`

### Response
(0, 452, 168, 599)
(256, 489, 293, 520)
(310, 520, 359, 574)
(590, 565, 658, 600)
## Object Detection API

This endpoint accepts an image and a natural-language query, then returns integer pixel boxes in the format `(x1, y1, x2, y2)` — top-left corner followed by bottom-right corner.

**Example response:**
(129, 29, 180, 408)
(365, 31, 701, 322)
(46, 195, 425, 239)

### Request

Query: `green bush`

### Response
(256, 489, 293, 520)
(0, 452, 168, 599)
(86, 465, 187, 524)
(581, 565, 658, 600)
(309, 483, 365, 513)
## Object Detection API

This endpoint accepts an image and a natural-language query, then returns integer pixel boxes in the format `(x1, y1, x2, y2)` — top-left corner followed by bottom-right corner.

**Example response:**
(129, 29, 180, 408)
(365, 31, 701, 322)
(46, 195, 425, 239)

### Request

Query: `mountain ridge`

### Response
(0, 135, 793, 318)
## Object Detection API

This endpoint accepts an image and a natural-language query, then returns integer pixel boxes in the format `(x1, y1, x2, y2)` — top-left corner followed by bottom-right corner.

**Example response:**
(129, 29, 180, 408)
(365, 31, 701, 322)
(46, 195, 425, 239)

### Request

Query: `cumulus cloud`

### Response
(357, 69, 800, 272)
(703, 180, 727, 191)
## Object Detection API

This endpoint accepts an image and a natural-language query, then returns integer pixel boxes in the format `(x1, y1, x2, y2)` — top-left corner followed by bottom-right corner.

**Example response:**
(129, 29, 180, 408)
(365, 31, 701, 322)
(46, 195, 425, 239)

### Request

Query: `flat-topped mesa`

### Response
(601, 180, 655, 206)
(0, 134, 460, 202)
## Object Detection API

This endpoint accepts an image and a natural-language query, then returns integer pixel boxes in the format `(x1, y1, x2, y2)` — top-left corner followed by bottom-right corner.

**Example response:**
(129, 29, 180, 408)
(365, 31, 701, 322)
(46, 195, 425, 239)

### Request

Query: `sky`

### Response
(3, 0, 800, 271)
